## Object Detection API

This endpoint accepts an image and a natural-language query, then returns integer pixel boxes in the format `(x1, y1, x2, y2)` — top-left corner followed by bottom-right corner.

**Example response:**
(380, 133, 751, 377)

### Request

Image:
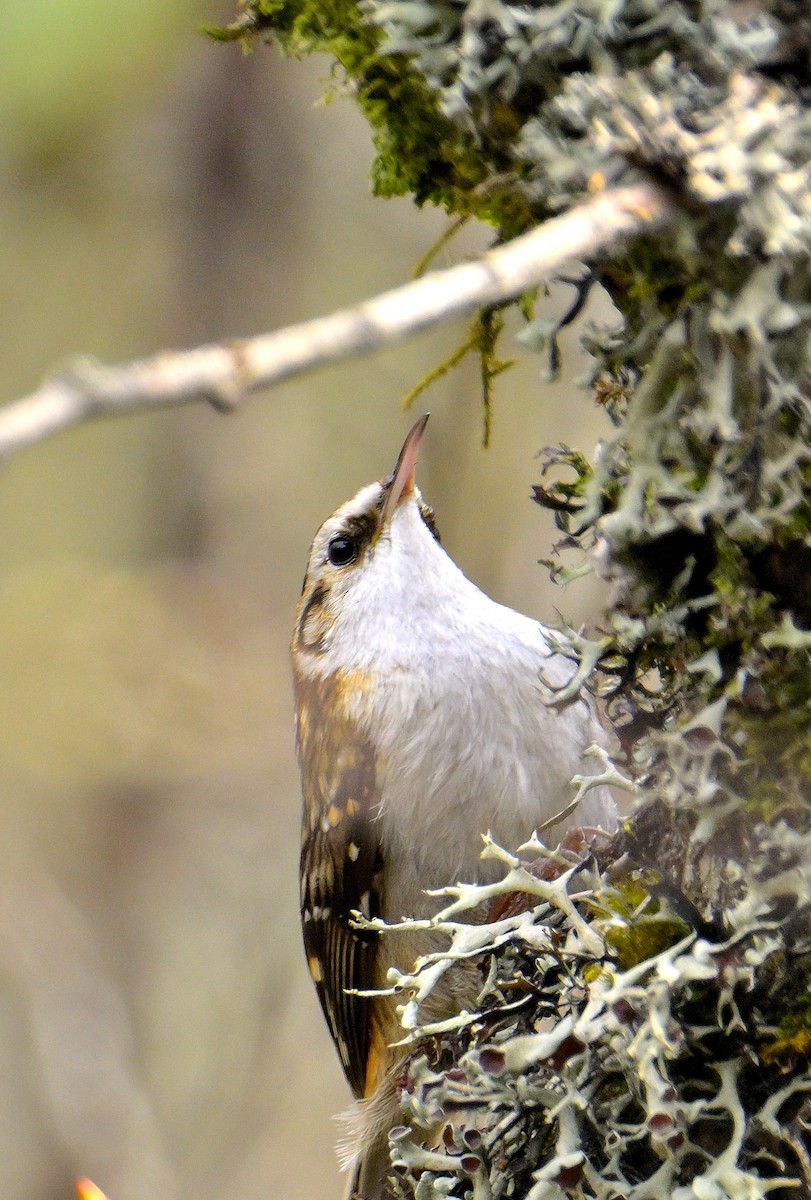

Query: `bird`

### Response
(292, 415, 616, 1199)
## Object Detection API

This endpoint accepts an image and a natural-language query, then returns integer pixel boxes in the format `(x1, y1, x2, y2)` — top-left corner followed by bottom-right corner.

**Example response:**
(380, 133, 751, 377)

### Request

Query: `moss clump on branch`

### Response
(220, 2, 811, 250)
(209, 0, 530, 230)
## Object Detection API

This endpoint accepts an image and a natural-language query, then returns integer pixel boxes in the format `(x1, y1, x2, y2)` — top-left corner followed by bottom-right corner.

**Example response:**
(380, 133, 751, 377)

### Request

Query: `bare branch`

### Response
(0, 182, 674, 463)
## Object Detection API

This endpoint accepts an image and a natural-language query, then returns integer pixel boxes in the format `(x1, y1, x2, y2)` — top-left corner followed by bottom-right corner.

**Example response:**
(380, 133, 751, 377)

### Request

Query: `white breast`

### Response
(326, 500, 616, 918)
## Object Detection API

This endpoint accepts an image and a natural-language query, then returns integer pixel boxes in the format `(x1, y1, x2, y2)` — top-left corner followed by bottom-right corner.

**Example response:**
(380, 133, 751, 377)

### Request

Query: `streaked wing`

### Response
(295, 668, 383, 1098)
(301, 810, 382, 1096)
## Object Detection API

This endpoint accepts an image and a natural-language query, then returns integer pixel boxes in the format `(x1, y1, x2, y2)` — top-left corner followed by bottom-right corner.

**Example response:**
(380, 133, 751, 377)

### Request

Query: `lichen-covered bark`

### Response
(220, 2, 811, 1194)
(376, 840, 811, 1198)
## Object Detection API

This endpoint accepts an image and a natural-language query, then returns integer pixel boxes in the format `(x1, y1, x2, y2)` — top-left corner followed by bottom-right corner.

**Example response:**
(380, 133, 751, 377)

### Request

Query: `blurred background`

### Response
(0, 4, 614, 1198)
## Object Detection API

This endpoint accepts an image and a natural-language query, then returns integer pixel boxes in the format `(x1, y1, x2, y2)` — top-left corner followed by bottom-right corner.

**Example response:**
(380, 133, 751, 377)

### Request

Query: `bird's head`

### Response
(294, 415, 443, 660)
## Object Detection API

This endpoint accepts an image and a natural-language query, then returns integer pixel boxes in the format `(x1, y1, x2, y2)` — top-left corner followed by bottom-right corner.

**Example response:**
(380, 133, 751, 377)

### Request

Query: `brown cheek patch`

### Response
(295, 584, 334, 654)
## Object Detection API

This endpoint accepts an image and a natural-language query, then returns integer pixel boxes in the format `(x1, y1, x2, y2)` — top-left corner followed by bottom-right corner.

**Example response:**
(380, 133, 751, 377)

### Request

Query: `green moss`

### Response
(597, 873, 691, 972)
(211, 0, 535, 228)
(401, 307, 513, 444)
(762, 1008, 811, 1065)
(728, 651, 811, 820)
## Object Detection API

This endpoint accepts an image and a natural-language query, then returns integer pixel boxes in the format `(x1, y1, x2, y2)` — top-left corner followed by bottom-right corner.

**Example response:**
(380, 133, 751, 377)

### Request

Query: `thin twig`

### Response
(0, 182, 675, 464)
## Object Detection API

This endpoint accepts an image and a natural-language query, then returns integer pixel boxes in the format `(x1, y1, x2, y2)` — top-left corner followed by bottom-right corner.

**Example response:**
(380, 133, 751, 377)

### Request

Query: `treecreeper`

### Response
(292, 415, 616, 1199)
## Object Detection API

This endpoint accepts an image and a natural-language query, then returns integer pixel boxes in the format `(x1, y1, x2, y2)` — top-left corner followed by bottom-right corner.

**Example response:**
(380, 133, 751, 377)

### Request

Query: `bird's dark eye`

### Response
(327, 535, 358, 567)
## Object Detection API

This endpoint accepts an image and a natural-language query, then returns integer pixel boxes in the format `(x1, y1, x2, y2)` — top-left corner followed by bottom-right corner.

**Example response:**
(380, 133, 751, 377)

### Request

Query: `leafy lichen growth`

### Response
(373, 839, 811, 1199)
(538, 256, 811, 886)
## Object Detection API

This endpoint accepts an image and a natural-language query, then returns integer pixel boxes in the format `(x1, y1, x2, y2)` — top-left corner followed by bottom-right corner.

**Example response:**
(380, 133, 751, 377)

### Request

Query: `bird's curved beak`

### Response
(381, 414, 429, 526)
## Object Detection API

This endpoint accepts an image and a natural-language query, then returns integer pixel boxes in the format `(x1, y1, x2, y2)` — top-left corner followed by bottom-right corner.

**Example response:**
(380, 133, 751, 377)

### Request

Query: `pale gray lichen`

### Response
(370, 839, 811, 1199)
